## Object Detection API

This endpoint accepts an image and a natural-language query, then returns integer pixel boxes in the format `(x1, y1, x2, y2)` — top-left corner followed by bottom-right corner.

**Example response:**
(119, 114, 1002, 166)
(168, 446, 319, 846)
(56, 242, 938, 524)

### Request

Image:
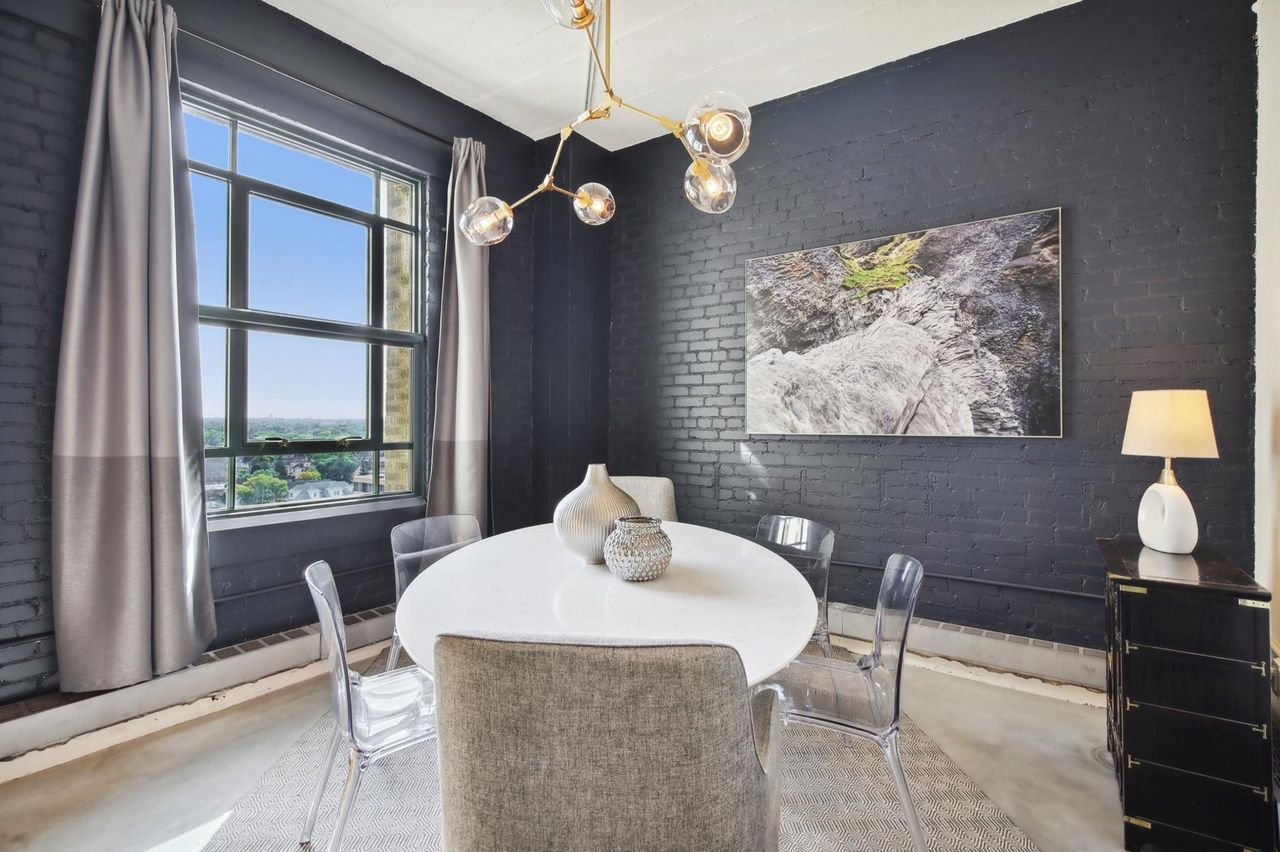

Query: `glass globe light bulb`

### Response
(572, 182, 615, 225)
(683, 157, 736, 214)
(682, 90, 751, 164)
(542, 0, 596, 29)
(460, 196, 514, 246)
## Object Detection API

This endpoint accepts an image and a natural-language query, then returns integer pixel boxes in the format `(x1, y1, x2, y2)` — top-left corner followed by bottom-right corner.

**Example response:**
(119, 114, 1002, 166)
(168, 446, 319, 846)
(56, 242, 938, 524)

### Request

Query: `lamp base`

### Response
(1136, 482, 1199, 555)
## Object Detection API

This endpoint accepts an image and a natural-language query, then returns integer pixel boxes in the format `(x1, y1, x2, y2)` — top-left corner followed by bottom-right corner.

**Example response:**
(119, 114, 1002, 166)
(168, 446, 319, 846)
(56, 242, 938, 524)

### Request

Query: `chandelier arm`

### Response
(509, 183, 549, 210)
(510, 118, 585, 210)
(615, 98, 682, 134)
(604, 0, 611, 83)
(584, 23, 610, 92)
(544, 127, 574, 179)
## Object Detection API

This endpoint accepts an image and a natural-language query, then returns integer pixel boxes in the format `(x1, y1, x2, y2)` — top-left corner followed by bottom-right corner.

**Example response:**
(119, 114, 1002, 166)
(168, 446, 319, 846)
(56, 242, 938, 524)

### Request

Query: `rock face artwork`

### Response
(745, 209, 1062, 437)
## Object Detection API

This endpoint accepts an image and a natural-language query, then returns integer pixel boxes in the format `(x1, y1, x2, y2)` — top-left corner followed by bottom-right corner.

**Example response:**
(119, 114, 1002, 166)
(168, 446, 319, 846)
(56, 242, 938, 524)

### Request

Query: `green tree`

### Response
(313, 452, 358, 483)
(247, 455, 278, 473)
(244, 455, 288, 479)
(236, 471, 288, 505)
(298, 469, 321, 481)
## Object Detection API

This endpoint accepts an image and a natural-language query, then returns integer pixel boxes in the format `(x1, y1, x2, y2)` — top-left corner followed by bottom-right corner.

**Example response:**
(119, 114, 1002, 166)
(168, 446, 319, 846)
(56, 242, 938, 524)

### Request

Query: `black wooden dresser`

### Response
(1100, 537, 1275, 851)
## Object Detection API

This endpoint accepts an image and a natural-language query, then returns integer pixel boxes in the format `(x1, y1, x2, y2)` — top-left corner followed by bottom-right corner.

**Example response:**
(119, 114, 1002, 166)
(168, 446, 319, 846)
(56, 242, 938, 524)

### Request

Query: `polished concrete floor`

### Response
(0, 647, 1123, 852)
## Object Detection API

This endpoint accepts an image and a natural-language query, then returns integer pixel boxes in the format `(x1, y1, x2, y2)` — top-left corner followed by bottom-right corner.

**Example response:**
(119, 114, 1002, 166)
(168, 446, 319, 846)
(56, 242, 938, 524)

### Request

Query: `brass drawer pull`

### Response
(1238, 598, 1269, 609)
(1118, 584, 1147, 595)
(1122, 815, 1151, 829)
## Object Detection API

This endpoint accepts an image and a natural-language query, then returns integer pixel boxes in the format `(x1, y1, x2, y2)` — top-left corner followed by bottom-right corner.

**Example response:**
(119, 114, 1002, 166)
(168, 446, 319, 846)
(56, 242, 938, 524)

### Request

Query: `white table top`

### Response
(395, 522, 817, 686)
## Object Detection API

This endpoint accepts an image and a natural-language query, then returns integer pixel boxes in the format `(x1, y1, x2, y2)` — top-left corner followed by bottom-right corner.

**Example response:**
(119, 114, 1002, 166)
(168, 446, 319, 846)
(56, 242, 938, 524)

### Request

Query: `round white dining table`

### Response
(395, 521, 817, 686)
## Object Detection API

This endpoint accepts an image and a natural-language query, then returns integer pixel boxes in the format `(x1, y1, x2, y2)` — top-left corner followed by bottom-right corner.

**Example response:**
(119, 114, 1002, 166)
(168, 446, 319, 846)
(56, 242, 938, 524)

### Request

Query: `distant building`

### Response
(286, 480, 354, 501)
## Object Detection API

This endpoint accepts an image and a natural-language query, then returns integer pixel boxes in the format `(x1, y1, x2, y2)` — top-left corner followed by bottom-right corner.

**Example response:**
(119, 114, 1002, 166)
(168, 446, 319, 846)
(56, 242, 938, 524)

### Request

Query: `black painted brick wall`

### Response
(531, 134, 612, 524)
(0, 1, 538, 700)
(0, 10, 93, 702)
(608, 0, 1257, 648)
(489, 166, 536, 535)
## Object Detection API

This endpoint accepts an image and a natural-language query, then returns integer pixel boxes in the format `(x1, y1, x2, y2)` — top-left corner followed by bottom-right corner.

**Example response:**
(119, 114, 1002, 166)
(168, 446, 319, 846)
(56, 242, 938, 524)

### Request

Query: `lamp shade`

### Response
(1121, 389, 1219, 459)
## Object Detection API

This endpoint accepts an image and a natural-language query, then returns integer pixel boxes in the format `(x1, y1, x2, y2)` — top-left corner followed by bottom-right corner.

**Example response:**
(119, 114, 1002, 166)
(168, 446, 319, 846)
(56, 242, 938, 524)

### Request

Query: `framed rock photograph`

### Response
(745, 208, 1062, 438)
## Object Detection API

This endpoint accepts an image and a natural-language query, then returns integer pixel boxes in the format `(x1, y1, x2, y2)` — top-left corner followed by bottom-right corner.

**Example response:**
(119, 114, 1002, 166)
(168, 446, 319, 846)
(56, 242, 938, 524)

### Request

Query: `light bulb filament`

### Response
(705, 112, 734, 142)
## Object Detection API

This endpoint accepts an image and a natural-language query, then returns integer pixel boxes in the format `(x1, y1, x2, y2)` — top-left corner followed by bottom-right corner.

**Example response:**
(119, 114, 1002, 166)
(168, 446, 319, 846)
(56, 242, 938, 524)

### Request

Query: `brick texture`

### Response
(488, 164, 536, 535)
(0, 11, 93, 701)
(0, 7, 538, 701)
(607, 0, 1257, 647)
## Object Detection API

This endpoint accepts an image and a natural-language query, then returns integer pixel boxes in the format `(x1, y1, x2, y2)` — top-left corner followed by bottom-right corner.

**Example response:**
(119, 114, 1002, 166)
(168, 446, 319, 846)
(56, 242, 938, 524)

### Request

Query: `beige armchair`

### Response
(434, 636, 781, 852)
(610, 475, 678, 522)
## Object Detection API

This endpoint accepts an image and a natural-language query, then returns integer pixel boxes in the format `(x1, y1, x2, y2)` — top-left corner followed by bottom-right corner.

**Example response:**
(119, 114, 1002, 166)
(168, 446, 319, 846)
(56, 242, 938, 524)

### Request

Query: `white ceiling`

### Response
(263, 0, 1080, 151)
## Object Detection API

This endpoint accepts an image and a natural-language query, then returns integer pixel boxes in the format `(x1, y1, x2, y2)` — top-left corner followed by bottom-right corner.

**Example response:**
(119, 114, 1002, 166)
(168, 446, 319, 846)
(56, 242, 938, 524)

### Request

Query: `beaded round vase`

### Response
(603, 517, 673, 582)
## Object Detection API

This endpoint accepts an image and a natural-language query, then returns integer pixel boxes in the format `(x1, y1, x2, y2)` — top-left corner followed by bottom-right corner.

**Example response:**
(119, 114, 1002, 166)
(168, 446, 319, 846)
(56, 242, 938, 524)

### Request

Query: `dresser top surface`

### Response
(1097, 537, 1269, 598)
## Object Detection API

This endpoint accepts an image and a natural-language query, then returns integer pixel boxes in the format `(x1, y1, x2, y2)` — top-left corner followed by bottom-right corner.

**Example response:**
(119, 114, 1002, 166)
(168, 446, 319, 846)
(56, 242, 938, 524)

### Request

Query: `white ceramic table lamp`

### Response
(1121, 389, 1219, 554)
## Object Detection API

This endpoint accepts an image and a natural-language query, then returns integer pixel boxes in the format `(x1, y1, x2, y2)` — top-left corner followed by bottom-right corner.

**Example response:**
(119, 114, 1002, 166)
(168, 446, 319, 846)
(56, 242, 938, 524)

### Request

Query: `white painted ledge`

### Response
(0, 613, 393, 780)
(0, 601, 1103, 786)
(830, 602, 1105, 689)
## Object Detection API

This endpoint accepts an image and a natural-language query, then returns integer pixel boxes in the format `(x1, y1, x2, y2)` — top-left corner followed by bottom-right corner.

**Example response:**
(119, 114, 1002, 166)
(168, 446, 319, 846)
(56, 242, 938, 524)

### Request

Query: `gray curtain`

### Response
(52, 0, 215, 692)
(427, 139, 492, 532)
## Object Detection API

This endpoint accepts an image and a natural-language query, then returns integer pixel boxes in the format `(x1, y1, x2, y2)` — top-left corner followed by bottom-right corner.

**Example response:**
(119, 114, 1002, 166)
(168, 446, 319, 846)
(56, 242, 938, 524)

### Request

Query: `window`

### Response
(185, 94, 425, 515)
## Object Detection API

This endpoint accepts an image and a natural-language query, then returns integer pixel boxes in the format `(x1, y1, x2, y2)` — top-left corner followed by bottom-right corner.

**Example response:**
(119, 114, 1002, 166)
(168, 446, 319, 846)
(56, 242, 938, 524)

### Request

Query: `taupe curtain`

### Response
(427, 139, 492, 533)
(52, 0, 215, 692)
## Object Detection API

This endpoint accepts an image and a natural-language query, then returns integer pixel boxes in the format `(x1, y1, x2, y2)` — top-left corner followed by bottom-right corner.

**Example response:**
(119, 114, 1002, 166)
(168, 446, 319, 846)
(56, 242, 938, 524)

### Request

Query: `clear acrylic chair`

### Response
(386, 514, 481, 670)
(300, 560, 438, 852)
(755, 515, 836, 655)
(765, 553, 926, 852)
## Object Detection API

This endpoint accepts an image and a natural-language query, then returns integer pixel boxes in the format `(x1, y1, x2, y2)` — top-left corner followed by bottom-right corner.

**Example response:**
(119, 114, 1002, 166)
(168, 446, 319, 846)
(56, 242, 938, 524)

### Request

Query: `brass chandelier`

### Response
(460, 0, 752, 246)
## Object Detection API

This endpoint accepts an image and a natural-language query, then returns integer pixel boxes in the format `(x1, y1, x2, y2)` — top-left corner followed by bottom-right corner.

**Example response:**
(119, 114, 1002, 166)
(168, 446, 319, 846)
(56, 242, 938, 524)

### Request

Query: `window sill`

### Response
(207, 495, 425, 532)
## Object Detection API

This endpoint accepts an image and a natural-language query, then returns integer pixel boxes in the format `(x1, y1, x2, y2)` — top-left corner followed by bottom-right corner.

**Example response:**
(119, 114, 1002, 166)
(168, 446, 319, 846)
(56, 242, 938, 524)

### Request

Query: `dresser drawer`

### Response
(1123, 700, 1268, 786)
(1119, 584, 1265, 661)
(1122, 644, 1267, 721)
(1123, 759, 1270, 850)
(1123, 815, 1266, 852)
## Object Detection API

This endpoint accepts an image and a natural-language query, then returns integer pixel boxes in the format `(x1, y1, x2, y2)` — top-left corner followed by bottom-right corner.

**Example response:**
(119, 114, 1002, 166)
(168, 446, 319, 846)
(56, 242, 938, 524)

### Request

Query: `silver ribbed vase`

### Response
(553, 464, 640, 564)
(604, 517, 673, 582)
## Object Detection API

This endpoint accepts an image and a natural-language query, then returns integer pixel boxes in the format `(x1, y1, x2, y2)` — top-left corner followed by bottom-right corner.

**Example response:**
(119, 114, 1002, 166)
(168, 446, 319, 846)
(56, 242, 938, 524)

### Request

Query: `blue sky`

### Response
(186, 110, 372, 423)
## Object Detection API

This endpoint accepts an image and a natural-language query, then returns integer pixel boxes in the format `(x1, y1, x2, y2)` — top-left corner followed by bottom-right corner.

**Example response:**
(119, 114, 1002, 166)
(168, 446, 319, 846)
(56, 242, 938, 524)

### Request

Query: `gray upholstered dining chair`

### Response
(755, 515, 836, 656)
(300, 561, 437, 852)
(433, 635, 782, 852)
(386, 514, 481, 670)
(610, 475, 678, 522)
(765, 553, 927, 852)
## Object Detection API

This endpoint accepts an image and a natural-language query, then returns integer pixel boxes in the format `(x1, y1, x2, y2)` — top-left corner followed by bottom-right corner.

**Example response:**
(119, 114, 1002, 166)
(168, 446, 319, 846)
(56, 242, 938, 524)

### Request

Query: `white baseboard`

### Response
(829, 603, 1105, 689)
(0, 604, 1103, 786)
(0, 613, 393, 782)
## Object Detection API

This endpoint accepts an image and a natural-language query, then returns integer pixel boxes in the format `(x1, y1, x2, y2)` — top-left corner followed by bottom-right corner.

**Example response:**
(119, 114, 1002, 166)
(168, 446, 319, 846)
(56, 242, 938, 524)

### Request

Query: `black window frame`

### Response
(185, 89, 428, 517)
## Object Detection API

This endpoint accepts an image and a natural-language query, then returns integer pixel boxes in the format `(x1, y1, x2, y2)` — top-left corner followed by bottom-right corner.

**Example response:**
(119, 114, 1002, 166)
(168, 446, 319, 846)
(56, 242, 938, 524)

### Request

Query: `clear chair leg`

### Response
(883, 732, 926, 852)
(299, 726, 342, 846)
(326, 749, 369, 852)
(386, 630, 402, 671)
(815, 608, 833, 658)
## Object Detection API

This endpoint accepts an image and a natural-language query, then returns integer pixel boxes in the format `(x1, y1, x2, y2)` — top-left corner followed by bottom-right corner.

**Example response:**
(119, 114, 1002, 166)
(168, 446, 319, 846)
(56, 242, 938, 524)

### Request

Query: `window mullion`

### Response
(370, 345, 384, 466)
(370, 222, 385, 329)
(227, 180, 250, 470)
(370, 224, 386, 474)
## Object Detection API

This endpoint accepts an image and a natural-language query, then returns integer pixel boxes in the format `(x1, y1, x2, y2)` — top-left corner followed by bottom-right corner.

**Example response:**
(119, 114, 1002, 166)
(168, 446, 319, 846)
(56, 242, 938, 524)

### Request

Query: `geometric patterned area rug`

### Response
(204, 654, 1039, 852)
